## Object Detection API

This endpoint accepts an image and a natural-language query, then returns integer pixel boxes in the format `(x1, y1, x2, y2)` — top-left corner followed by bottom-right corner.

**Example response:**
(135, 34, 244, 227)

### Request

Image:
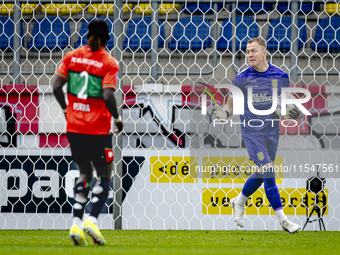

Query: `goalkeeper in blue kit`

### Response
(214, 38, 302, 233)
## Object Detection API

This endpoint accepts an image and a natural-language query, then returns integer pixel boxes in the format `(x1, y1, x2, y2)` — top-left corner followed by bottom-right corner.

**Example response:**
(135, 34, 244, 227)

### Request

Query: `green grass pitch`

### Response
(0, 230, 339, 255)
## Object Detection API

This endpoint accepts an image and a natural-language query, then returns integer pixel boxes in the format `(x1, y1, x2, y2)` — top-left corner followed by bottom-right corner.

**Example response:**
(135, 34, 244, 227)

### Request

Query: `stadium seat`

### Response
(325, 3, 340, 15)
(123, 17, 165, 51)
(183, 3, 223, 14)
(135, 3, 179, 15)
(74, 17, 114, 49)
(88, 3, 132, 15)
(27, 17, 70, 51)
(88, 3, 113, 15)
(21, 3, 39, 15)
(0, 17, 23, 51)
(230, 3, 272, 15)
(122, 3, 133, 13)
(217, 16, 258, 51)
(310, 17, 340, 53)
(41, 3, 86, 15)
(168, 17, 212, 52)
(277, 3, 321, 14)
(0, 3, 13, 15)
(159, 3, 179, 15)
(267, 17, 307, 52)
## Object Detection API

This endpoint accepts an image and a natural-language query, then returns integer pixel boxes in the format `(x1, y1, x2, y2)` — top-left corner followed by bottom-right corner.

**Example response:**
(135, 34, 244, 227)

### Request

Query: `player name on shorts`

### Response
(73, 102, 90, 112)
(70, 57, 103, 68)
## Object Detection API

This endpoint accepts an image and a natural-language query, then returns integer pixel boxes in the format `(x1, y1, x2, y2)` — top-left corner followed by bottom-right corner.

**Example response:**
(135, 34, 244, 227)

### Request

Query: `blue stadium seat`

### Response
(168, 17, 212, 52)
(277, 3, 321, 14)
(230, 3, 272, 14)
(74, 17, 114, 49)
(0, 17, 23, 51)
(310, 17, 340, 53)
(217, 16, 258, 51)
(27, 17, 70, 51)
(183, 3, 223, 14)
(123, 17, 165, 52)
(267, 17, 307, 52)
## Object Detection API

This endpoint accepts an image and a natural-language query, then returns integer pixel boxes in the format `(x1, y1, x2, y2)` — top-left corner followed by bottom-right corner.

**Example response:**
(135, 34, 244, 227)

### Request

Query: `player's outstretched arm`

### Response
(103, 88, 123, 133)
(53, 75, 68, 112)
(214, 96, 233, 120)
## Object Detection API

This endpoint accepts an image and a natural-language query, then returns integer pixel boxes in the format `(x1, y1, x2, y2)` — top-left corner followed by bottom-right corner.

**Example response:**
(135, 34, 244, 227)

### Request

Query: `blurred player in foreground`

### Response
(53, 19, 123, 245)
(214, 37, 302, 233)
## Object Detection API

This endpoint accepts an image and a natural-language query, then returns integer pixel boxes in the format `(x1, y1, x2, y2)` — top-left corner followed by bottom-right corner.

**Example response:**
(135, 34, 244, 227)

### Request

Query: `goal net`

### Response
(0, 0, 339, 231)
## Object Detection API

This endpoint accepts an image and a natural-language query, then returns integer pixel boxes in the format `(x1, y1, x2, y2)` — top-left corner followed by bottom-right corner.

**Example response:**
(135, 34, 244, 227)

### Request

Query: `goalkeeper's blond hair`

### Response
(247, 37, 267, 50)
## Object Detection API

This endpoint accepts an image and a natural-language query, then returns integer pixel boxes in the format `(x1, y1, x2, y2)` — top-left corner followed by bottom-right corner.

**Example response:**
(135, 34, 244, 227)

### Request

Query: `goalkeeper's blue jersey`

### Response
(232, 62, 290, 136)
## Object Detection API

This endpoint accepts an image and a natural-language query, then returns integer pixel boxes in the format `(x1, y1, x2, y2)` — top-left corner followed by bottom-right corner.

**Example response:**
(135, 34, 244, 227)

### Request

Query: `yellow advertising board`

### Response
(202, 188, 328, 215)
(150, 156, 198, 183)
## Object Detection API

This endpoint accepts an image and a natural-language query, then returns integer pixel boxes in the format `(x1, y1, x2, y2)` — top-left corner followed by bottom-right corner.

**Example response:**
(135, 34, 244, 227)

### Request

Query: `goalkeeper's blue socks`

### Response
(237, 172, 263, 206)
(89, 176, 110, 220)
(241, 171, 263, 197)
(237, 167, 288, 224)
(262, 167, 283, 210)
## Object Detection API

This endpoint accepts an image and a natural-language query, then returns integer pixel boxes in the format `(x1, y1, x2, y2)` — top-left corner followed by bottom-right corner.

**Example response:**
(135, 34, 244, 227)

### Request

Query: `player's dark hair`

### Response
(247, 37, 267, 50)
(87, 19, 110, 52)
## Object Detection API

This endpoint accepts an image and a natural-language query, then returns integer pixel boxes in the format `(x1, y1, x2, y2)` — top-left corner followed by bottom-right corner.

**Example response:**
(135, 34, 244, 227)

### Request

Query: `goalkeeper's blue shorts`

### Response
(242, 132, 279, 167)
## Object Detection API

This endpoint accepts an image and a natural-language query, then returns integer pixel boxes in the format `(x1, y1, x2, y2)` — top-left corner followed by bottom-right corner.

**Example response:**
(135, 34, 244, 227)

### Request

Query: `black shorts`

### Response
(67, 132, 113, 166)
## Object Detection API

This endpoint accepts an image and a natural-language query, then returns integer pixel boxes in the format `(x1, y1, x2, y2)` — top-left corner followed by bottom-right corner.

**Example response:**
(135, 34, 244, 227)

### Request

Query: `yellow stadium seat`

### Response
(135, 3, 151, 14)
(21, 4, 39, 15)
(135, 3, 179, 15)
(42, 3, 86, 15)
(88, 3, 132, 15)
(325, 3, 340, 15)
(88, 3, 114, 15)
(0, 3, 13, 15)
(159, 3, 179, 15)
(67, 4, 86, 14)
(123, 4, 133, 13)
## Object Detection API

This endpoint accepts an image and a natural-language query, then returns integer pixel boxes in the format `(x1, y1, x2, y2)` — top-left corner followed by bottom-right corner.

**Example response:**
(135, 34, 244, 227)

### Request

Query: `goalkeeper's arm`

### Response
(214, 96, 233, 120)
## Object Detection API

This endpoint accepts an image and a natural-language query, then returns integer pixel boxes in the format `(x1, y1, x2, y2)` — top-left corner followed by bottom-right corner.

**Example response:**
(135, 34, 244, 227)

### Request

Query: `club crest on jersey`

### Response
(257, 152, 264, 161)
(272, 80, 278, 87)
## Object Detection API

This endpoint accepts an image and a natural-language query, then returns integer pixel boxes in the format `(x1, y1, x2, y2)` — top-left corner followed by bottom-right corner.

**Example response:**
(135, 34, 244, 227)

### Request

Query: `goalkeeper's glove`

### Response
(214, 104, 230, 121)
(286, 108, 303, 120)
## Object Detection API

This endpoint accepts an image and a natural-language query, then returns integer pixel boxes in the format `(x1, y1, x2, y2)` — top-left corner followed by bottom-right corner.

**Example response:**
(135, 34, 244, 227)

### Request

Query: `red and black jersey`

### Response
(56, 46, 119, 135)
